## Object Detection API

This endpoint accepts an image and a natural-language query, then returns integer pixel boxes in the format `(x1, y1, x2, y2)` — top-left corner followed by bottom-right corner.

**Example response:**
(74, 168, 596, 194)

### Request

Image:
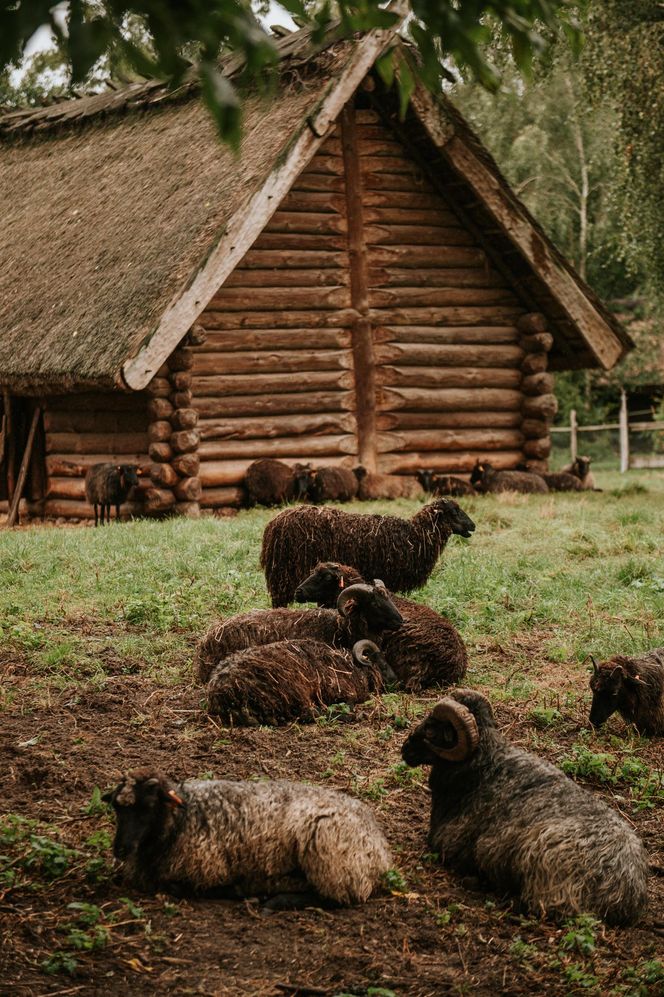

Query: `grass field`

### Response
(1, 470, 663, 996)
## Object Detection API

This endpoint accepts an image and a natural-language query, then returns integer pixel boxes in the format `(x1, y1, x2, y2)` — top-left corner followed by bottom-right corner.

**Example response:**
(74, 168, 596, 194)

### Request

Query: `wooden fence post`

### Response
(619, 388, 629, 473)
(570, 409, 578, 462)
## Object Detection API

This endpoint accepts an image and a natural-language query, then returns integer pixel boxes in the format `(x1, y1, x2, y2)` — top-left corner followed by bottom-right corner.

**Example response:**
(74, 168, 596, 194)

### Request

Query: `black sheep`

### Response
(84, 463, 140, 526)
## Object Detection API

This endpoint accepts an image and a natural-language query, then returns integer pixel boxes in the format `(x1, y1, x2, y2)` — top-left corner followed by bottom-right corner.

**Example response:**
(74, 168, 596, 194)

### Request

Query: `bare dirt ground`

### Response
(2, 643, 662, 997)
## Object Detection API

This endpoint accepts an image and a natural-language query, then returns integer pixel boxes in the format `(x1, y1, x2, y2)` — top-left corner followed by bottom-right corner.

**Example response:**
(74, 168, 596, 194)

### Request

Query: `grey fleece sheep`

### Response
(354, 466, 424, 500)
(104, 768, 391, 906)
(589, 648, 664, 736)
(195, 581, 403, 683)
(295, 562, 467, 691)
(402, 691, 649, 925)
(471, 460, 549, 495)
(207, 638, 395, 725)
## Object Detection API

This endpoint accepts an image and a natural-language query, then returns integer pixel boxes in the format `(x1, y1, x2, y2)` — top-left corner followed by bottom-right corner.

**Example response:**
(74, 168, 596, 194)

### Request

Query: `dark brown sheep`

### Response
(295, 562, 467, 691)
(260, 498, 476, 607)
(417, 470, 477, 498)
(84, 463, 140, 526)
(244, 459, 310, 507)
(195, 581, 403, 683)
(515, 464, 583, 492)
(562, 456, 600, 491)
(354, 466, 424, 500)
(589, 649, 664, 736)
(308, 466, 358, 503)
(207, 638, 394, 725)
(470, 461, 549, 495)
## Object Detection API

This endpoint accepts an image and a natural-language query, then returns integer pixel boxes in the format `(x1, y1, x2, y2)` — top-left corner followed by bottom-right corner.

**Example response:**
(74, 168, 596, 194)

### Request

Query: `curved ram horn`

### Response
(427, 699, 480, 762)
(352, 639, 380, 665)
(337, 583, 373, 616)
(589, 655, 599, 673)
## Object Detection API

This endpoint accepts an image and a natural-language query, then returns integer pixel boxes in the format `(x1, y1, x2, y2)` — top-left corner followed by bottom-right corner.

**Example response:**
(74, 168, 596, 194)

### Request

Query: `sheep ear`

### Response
(338, 577, 345, 589)
(589, 655, 599, 674)
(610, 664, 625, 680)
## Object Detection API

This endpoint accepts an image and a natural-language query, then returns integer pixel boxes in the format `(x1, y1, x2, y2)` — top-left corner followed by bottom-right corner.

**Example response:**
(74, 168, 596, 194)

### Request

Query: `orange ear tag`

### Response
(167, 790, 185, 807)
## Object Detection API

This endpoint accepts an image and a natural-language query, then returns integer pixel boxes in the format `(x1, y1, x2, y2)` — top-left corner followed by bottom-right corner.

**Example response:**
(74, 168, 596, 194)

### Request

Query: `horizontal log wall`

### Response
(358, 107, 528, 475)
(38, 392, 150, 519)
(191, 122, 358, 498)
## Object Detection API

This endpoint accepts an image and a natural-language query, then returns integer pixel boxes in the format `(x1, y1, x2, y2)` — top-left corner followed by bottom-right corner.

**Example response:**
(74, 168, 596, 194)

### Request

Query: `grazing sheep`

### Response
(417, 470, 477, 498)
(195, 581, 403, 683)
(562, 456, 600, 491)
(402, 691, 649, 925)
(470, 461, 549, 495)
(261, 498, 476, 607)
(244, 459, 310, 507)
(207, 638, 396, 724)
(84, 463, 140, 526)
(295, 562, 467, 690)
(589, 649, 664, 736)
(104, 768, 391, 907)
(354, 466, 424, 501)
(308, 466, 358, 503)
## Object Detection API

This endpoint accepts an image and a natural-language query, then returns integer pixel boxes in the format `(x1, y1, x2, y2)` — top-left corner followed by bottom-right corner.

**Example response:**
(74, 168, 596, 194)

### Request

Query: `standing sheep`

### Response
(195, 581, 403, 683)
(562, 456, 600, 491)
(260, 498, 476, 607)
(308, 466, 358, 503)
(589, 649, 664, 736)
(354, 466, 424, 501)
(470, 461, 549, 495)
(417, 470, 476, 498)
(295, 562, 467, 690)
(401, 691, 649, 925)
(207, 638, 396, 725)
(244, 458, 310, 507)
(84, 463, 140, 526)
(104, 768, 392, 907)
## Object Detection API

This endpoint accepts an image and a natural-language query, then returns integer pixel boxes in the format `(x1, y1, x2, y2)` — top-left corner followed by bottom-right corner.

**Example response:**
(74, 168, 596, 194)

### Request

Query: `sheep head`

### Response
(291, 463, 313, 501)
(119, 465, 140, 491)
(352, 639, 398, 687)
(103, 768, 185, 861)
(574, 456, 592, 478)
(401, 690, 494, 766)
(353, 465, 368, 481)
(417, 469, 435, 491)
(337, 581, 403, 632)
(295, 562, 364, 606)
(589, 656, 647, 728)
(428, 497, 476, 538)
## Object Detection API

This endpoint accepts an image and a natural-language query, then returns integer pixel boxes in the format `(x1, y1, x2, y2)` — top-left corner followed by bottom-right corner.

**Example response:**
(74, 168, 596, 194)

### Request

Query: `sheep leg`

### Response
(93, 503, 99, 527)
(116, 502, 121, 523)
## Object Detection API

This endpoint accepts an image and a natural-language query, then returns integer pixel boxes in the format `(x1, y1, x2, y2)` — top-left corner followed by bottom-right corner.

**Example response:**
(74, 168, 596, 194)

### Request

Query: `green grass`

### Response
(1, 469, 663, 692)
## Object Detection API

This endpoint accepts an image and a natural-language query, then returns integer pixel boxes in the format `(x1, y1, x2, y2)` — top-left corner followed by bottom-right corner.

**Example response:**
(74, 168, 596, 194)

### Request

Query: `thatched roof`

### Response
(0, 26, 631, 393)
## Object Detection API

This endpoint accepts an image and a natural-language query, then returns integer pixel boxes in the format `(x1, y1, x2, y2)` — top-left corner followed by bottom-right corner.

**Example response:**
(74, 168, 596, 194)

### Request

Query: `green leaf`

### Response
(200, 62, 242, 149)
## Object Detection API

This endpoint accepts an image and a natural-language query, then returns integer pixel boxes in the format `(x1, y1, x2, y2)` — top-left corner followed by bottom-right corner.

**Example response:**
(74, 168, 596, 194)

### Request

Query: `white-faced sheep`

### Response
(589, 649, 664, 736)
(295, 562, 467, 691)
(354, 466, 424, 501)
(84, 463, 140, 526)
(195, 581, 403, 683)
(562, 456, 600, 491)
(260, 498, 476, 607)
(402, 691, 649, 925)
(104, 768, 391, 908)
(207, 638, 395, 725)
(244, 458, 310, 507)
(470, 460, 549, 495)
(308, 466, 358, 503)
(417, 470, 476, 498)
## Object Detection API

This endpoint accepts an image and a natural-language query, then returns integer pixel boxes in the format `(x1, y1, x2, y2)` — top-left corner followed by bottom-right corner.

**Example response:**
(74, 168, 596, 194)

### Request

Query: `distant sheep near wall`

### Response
(308, 466, 358, 503)
(417, 470, 477, 497)
(354, 466, 424, 500)
(295, 562, 467, 690)
(402, 691, 649, 925)
(261, 498, 475, 607)
(562, 456, 601, 491)
(589, 649, 664, 736)
(471, 461, 549, 495)
(84, 463, 140, 526)
(104, 768, 392, 908)
(244, 458, 310, 507)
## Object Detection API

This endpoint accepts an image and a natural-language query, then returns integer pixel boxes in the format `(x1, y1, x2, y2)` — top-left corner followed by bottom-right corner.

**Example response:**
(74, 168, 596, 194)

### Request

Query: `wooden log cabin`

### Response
(0, 25, 632, 522)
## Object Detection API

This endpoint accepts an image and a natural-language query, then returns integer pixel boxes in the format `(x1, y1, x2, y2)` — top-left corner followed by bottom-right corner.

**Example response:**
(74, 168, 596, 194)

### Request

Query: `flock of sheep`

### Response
(104, 480, 663, 929)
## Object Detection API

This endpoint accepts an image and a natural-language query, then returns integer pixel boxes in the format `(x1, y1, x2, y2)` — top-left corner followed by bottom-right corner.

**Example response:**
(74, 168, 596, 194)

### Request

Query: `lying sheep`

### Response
(207, 638, 395, 725)
(84, 463, 140, 526)
(589, 649, 664, 736)
(402, 691, 649, 925)
(562, 456, 600, 491)
(295, 562, 467, 690)
(104, 768, 391, 907)
(515, 464, 583, 492)
(195, 581, 403, 683)
(244, 459, 310, 507)
(261, 498, 476, 607)
(354, 466, 424, 501)
(470, 461, 549, 495)
(308, 466, 358, 503)
(417, 470, 476, 498)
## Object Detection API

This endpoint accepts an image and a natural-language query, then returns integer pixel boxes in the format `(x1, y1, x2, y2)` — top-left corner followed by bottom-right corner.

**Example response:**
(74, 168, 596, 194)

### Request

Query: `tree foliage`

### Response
(0, 0, 581, 145)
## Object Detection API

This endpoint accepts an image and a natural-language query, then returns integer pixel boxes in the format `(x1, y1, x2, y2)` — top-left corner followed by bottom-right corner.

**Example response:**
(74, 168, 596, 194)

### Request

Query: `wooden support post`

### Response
(3, 388, 15, 504)
(570, 409, 578, 462)
(6, 406, 40, 528)
(341, 101, 377, 472)
(619, 388, 629, 474)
